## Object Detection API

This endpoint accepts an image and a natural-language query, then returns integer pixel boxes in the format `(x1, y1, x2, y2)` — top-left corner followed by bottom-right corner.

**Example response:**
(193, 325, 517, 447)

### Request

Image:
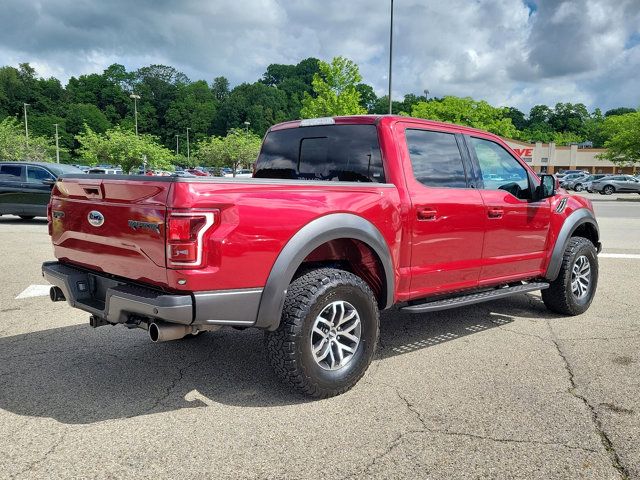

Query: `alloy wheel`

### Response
(310, 300, 362, 371)
(571, 255, 591, 299)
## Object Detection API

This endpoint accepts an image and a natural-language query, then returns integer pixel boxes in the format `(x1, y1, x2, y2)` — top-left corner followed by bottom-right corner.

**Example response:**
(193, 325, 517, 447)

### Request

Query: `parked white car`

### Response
(224, 169, 253, 178)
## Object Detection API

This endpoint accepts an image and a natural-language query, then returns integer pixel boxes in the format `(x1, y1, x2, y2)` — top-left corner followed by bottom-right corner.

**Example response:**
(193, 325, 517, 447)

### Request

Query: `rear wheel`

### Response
(542, 237, 598, 315)
(265, 268, 379, 398)
(603, 185, 615, 195)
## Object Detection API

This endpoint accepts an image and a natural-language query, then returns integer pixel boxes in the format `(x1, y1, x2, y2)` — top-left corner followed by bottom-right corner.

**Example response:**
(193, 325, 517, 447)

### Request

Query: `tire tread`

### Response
(265, 268, 379, 398)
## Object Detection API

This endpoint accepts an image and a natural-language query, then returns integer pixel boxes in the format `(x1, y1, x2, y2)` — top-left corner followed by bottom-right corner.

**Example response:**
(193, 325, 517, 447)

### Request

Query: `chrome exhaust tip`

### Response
(149, 322, 192, 343)
(50, 286, 66, 302)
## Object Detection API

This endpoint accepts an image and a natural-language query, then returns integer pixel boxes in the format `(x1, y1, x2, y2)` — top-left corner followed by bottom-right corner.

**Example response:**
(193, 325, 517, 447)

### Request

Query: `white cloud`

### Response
(0, 0, 638, 112)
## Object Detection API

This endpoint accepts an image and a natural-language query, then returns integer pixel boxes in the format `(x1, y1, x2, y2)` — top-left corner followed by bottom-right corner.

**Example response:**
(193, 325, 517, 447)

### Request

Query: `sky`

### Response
(0, 0, 639, 114)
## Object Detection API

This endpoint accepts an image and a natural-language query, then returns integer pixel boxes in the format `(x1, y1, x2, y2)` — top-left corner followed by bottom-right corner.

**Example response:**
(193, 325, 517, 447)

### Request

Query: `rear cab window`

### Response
(254, 124, 385, 182)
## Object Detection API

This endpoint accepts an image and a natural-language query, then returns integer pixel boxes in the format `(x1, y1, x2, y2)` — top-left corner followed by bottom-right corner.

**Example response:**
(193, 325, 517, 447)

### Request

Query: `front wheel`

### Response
(603, 185, 615, 195)
(19, 215, 35, 220)
(265, 268, 379, 398)
(542, 237, 598, 315)
(574, 184, 584, 192)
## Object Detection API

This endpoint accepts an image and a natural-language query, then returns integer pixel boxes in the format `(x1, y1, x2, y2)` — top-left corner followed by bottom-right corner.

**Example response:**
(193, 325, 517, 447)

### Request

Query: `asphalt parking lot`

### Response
(1, 199, 639, 479)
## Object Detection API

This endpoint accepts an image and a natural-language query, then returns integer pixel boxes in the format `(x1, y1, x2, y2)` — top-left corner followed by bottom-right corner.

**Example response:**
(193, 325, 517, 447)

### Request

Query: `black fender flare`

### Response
(545, 208, 600, 281)
(255, 213, 395, 330)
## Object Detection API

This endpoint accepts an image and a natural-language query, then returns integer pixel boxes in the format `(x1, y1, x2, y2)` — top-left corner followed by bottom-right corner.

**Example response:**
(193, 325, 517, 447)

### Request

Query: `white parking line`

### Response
(15, 285, 51, 299)
(600, 253, 640, 259)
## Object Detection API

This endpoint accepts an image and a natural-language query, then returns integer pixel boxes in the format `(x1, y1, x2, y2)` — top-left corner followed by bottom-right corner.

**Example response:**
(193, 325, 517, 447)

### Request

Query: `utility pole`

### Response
(23, 103, 30, 147)
(186, 127, 191, 163)
(388, 0, 394, 114)
(175, 134, 179, 156)
(54, 123, 60, 163)
(130, 94, 140, 136)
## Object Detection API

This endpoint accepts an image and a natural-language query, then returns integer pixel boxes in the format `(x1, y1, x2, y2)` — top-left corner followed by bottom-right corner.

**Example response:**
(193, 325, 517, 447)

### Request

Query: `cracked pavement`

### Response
(0, 202, 639, 479)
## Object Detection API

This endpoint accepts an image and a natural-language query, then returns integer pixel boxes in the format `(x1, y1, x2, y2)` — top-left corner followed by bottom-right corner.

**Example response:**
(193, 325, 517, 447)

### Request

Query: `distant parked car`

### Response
(224, 169, 253, 178)
(186, 168, 209, 176)
(171, 171, 196, 177)
(0, 161, 84, 219)
(568, 174, 607, 192)
(87, 167, 124, 175)
(590, 175, 640, 195)
(559, 172, 586, 184)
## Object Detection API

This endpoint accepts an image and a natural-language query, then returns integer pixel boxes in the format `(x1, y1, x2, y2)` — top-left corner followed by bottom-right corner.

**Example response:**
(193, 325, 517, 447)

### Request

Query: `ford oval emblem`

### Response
(87, 210, 105, 227)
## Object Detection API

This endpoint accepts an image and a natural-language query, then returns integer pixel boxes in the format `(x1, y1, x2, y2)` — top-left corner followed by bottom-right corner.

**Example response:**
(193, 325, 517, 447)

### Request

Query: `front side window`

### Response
(470, 137, 530, 199)
(27, 166, 54, 183)
(255, 124, 385, 182)
(405, 129, 467, 188)
(0, 165, 23, 182)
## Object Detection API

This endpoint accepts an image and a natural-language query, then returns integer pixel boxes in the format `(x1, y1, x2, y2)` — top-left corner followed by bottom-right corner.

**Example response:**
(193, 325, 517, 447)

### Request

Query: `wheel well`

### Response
(571, 222, 599, 247)
(294, 238, 387, 309)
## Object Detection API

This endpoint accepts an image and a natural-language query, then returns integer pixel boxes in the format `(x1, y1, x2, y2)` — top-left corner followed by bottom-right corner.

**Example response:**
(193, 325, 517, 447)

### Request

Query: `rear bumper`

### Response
(42, 261, 262, 328)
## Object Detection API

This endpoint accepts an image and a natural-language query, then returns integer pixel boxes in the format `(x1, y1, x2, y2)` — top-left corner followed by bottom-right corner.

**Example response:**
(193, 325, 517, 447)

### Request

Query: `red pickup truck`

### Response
(43, 115, 600, 397)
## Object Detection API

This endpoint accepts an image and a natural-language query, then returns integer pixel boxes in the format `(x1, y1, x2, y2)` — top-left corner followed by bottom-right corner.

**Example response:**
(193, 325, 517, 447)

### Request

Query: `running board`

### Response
(401, 282, 550, 314)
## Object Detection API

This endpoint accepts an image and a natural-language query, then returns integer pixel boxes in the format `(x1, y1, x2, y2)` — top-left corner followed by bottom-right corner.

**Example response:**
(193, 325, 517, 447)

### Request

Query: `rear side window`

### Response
(0, 165, 23, 182)
(255, 124, 385, 182)
(405, 129, 468, 188)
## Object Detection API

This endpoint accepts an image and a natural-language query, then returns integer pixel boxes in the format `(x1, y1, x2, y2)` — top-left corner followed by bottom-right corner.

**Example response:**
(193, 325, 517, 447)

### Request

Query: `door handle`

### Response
(488, 208, 504, 219)
(417, 207, 437, 221)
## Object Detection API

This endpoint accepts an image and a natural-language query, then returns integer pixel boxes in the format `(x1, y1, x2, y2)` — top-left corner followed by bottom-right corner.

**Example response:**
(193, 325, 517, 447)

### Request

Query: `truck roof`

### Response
(268, 115, 506, 141)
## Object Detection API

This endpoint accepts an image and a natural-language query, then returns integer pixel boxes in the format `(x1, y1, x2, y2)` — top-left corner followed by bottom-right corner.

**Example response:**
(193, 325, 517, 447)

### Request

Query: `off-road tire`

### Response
(542, 237, 598, 315)
(265, 268, 379, 398)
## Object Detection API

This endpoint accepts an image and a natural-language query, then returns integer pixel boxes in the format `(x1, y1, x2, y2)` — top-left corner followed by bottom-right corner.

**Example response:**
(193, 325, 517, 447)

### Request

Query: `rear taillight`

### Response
(167, 211, 218, 268)
(47, 202, 52, 236)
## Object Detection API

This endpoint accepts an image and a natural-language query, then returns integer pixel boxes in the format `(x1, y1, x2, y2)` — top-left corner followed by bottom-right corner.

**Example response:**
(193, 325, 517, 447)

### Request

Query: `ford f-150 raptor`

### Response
(42, 115, 600, 397)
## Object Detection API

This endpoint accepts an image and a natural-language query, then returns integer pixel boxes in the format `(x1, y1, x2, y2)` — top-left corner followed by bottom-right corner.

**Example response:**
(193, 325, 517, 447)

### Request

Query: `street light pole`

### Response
(129, 94, 140, 136)
(388, 0, 394, 115)
(244, 121, 250, 135)
(175, 134, 179, 156)
(23, 103, 30, 147)
(54, 123, 60, 163)
(186, 127, 190, 163)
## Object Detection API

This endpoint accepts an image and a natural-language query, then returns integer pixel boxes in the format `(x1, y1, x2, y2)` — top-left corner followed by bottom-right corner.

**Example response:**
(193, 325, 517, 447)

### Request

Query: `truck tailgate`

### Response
(50, 177, 170, 288)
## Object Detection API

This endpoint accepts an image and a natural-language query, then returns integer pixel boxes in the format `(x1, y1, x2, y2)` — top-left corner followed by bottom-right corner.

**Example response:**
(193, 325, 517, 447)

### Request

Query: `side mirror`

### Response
(42, 178, 56, 186)
(535, 174, 556, 200)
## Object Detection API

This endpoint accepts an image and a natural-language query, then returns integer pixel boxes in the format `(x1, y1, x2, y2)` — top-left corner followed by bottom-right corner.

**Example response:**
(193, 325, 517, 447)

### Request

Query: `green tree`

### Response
(598, 112, 640, 166)
(604, 107, 637, 117)
(300, 56, 367, 118)
(355, 83, 377, 112)
(549, 102, 589, 136)
(165, 80, 217, 148)
(411, 96, 518, 138)
(76, 126, 174, 173)
(211, 76, 230, 102)
(196, 128, 262, 173)
(0, 117, 57, 161)
(260, 58, 320, 119)
(504, 107, 528, 130)
(213, 82, 288, 136)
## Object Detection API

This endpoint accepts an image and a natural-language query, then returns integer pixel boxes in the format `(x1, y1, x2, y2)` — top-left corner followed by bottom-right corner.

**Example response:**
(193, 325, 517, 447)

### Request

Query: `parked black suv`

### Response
(0, 162, 84, 219)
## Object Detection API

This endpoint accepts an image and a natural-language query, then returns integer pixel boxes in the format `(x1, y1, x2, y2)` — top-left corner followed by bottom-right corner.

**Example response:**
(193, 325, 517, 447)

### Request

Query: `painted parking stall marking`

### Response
(599, 253, 640, 259)
(15, 285, 52, 299)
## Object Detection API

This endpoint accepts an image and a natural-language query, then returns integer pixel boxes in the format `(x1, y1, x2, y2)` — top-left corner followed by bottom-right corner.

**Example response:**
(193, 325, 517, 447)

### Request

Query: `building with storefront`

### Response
(502, 138, 637, 175)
